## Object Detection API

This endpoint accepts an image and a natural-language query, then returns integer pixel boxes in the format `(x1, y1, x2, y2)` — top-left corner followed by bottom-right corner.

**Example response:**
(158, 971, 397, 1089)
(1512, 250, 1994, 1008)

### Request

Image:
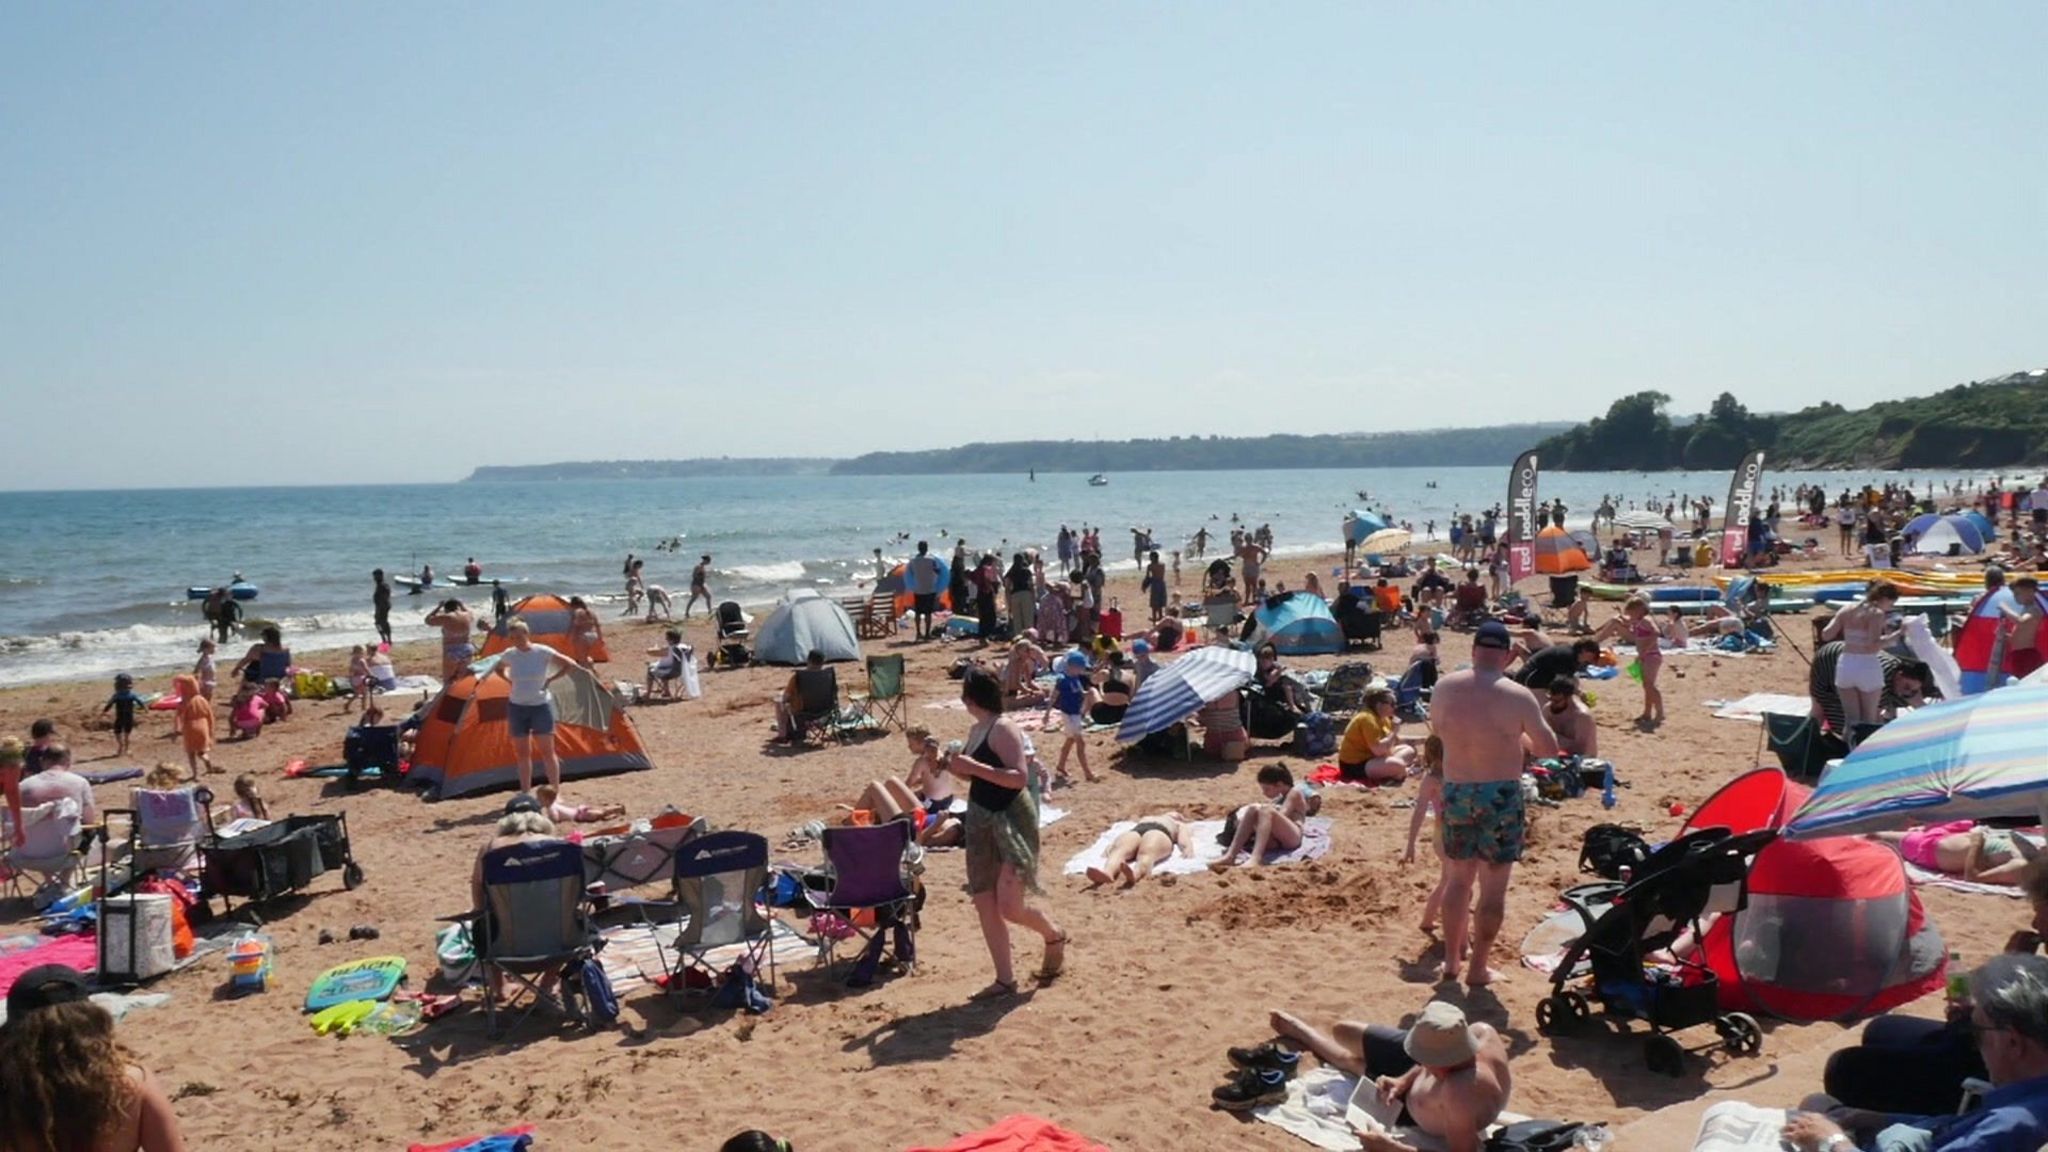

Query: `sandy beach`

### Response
(0, 548, 2016, 1151)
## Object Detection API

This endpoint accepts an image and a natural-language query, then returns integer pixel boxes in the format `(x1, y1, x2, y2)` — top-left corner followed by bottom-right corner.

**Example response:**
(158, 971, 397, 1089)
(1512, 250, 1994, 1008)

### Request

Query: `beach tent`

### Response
(1344, 510, 1390, 545)
(1904, 514, 1987, 556)
(1248, 592, 1343, 656)
(1533, 525, 1592, 574)
(478, 593, 610, 664)
(753, 588, 863, 665)
(1683, 768, 1945, 1022)
(408, 657, 652, 799)
(876, 559, 951, 618)
(1962, 510, 1998, 542)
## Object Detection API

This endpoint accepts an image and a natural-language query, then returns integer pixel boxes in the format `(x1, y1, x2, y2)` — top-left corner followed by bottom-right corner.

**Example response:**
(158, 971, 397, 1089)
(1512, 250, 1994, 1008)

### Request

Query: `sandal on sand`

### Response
(970, 980, 1018, 1001)
(1037, 932, 1070, 981)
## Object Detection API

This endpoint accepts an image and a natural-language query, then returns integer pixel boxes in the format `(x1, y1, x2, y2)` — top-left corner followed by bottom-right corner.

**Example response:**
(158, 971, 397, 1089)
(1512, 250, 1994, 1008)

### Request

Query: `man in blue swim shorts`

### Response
(1429, 621, 1558, 988)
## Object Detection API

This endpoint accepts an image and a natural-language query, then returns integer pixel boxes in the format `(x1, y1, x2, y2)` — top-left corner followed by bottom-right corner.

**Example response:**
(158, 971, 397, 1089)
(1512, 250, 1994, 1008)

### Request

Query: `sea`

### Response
(0, 465, 1981, 688)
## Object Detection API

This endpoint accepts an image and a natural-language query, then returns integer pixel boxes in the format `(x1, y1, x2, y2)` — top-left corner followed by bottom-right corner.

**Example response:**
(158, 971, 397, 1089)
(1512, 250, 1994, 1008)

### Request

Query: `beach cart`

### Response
(194, 792, 364, 919)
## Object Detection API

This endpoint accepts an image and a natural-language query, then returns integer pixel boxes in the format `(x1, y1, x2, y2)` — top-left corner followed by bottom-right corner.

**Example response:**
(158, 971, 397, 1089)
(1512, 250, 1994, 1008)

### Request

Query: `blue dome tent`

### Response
(1250, 592, 1343, 656)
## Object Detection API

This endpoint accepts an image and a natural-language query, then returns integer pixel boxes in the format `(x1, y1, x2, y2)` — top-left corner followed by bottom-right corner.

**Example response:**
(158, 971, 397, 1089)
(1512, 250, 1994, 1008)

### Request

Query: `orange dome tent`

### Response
(408, 657, 651, 798)
(478, 593, 610, 664)
(1533, 525, 1592, 574)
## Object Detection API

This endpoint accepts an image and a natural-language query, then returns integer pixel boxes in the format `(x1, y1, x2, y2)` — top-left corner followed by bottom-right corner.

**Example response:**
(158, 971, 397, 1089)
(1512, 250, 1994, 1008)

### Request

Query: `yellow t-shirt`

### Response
(1339, 711, 1393, 764)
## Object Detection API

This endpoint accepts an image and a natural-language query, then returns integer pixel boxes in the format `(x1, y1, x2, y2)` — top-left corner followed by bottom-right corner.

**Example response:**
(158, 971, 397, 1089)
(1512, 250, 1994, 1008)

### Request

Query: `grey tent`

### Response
(753, 588, 863, 665)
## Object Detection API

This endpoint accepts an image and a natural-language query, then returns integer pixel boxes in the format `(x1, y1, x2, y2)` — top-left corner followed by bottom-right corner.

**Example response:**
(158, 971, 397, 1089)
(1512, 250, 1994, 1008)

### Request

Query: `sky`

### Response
(3, 4, 2044, 489)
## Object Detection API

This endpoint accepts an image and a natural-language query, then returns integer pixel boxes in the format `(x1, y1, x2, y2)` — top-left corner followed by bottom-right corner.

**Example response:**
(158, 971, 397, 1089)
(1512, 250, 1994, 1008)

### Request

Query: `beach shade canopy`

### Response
(1904, 514, 1987, 556)
(1785, 684, 2048, 838)
(478, 593, 610, 664)
(1116, 646, 1256, 743)
(1685, 768, 1945, 1022)
(752, 588, 863, 665)
(1249, 592, 1343, 656)
(1533, 525, 1592, 573)
(1344, 511, 1391, 544)
(1613, 510, 1670, 532)
(1952, 587, 2031, 693)
(1356, 527, 1412, 554)
(1962, 510, 1998, 541)
(409, 656, 652, 799)
(877, 559, 951, 618)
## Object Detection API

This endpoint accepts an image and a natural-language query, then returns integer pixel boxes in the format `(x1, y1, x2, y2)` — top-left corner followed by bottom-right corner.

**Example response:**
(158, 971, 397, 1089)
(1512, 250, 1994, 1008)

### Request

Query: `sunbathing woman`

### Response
(1085, 812, 1197, 888)
(1210, 764, 1311, 869)
(1868, 820, 2040, 884)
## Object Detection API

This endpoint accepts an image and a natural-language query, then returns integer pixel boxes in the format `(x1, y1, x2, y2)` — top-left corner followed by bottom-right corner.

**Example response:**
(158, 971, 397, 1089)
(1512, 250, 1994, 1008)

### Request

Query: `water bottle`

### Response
(1601, 762, 1617, 809)
(1947, 950, 1970, 1004)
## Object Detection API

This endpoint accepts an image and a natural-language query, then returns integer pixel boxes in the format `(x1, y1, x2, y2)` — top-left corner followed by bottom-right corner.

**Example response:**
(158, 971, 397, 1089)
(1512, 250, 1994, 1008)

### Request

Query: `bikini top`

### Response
(967, 729, 1020, 812)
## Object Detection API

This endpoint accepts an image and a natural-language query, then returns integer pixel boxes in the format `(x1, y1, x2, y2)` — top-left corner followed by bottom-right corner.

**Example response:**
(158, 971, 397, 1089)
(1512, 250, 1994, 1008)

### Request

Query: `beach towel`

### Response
(1253, 1069, 1530, 1152)
(1904, 861, 2025, 898)
(947, 799, 1068, 829)
(1062, 817, 1332, 877)
(0, 932, 98, 997)
(79, 766, 144, 785)
(388, 674, 442, 696)
(1710, 693, 1811, 722)
(409, 1126, 535, 1152)
(1305, 763, 1393, 789)
(1520, 904, 1606, 974)
(135, 788, 201, 841)
(0, 990, 169, 1029)
(597, 918, 808, 995)
(906, 1114, 1108, 1152)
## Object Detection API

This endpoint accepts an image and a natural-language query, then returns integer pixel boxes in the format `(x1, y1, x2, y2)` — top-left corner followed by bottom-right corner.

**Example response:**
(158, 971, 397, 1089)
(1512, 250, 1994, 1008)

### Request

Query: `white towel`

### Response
(1709, 693, 1811, 722)
(1063, 817, 1331, 876)
(1904, 861, 2024, 898)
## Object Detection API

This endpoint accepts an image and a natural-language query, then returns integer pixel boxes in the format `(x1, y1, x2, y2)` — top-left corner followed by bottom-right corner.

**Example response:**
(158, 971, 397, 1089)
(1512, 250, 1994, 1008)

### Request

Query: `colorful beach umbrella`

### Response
(1356, 527, 1412, 554)
(1784, 684, 2048, 838)
(1116, 645, 1256, 743)
(1345, 510, 1391, 544)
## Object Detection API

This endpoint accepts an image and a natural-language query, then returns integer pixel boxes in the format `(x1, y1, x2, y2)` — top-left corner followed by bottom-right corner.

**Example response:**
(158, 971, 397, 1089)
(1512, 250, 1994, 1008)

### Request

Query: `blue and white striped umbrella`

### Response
(1117, 645, 1257, 743)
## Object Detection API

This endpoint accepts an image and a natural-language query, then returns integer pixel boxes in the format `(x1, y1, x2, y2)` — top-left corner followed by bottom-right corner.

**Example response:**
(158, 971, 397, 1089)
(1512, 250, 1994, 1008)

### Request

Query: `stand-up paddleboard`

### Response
(305, 955, 407, 1013)
(186, 582, 260, 601)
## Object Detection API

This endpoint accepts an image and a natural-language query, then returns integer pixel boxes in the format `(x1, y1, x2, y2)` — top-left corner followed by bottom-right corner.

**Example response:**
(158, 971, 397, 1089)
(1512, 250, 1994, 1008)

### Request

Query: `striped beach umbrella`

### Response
(1356, 527, 1413, 554)
(1785, 684, 2048, 839)
(1116, 646, 1257, 744)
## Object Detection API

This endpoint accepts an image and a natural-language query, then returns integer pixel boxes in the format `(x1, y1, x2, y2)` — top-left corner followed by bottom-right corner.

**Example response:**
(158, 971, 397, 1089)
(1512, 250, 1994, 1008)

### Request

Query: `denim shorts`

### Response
(507, 700, 556, 738)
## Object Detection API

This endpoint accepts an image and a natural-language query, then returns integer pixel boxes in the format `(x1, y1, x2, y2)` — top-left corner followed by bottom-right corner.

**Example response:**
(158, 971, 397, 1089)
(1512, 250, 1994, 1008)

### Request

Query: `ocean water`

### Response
(0, 465, 1964, 687)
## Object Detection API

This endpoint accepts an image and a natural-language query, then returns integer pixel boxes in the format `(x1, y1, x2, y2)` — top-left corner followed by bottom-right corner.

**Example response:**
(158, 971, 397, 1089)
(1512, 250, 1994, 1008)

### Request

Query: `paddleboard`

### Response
(186, 582, 260, 601)
(304, 955, 407, 1013)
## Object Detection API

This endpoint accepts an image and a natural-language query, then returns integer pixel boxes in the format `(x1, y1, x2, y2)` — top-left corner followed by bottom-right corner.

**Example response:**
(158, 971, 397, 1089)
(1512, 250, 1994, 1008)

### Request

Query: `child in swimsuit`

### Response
(1404, 735, 1451, 934)
(193, 639, 218, 701)
(534, 784, 626, 826)
(175, 673, 215, 778)
(1595, 596, 1665, 727)
(228, 682, 265, 741)
(101, 672, 146, 756)
(233, 773, 271, 821)
(347, 645, 372, 712)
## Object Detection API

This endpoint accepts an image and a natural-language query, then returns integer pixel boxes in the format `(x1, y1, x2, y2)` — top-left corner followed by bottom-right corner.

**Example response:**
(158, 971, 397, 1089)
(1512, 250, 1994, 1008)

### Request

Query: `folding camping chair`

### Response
(580, 813, 705, 893)
(1, 798, 89, 908)
(465, 839, 603, 1038)
(650, 830, 778, 1002)
(817, 821, 919, 986)
(126, 787, 205, 875)
(1762, 713, 1846, 784)
(790, 667, 842, 744)
(849, 654, 908, 732)
(1393, 660, 1434, 722)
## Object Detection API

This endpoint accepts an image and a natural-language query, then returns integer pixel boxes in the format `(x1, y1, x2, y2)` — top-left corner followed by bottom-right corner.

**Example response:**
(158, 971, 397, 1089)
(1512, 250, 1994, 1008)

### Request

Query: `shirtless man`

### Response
(424, 598, 476, 681)
(1084, 812, 1197, 888)
(1260, 1001, 1512, 1152)
(2001, 576, 2045, 681)
(1540, 676, 1597, 758)
(1821, 580, 1902, 743)
(1428, 620, 1557, 985)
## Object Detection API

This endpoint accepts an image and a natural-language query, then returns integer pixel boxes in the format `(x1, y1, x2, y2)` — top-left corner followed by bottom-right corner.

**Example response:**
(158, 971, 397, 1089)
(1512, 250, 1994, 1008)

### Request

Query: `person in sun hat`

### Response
(1236, 999, 1511, 1148)
(0, 964, 191, 1150)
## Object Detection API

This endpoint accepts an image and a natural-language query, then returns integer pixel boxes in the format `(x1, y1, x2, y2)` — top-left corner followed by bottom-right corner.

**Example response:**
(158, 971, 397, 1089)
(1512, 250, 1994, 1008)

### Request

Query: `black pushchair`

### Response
(1535, 826, 1776, 1075)
(194, 791, 364, 919)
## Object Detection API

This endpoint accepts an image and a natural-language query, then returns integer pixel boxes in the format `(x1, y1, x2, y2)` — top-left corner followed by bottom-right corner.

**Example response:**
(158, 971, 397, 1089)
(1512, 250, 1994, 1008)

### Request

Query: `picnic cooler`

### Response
(200, 814, 362, 914)
(99, 892, 176, 982)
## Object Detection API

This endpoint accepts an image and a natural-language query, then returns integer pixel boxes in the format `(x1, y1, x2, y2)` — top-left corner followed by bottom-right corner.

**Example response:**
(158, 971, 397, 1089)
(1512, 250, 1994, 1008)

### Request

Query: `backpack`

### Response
(1296, 711, 1336, 758)
(1486, 1120, 1586, 1152)
(578, 957, 621, 1027)
(1578, 824, 1650, 881)
(1137, 721, 1191, 760)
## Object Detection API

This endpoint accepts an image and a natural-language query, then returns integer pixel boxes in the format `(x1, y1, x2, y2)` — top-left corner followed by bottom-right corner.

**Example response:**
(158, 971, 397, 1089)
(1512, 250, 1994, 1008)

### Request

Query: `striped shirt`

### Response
(1806, 641, 1906, 734)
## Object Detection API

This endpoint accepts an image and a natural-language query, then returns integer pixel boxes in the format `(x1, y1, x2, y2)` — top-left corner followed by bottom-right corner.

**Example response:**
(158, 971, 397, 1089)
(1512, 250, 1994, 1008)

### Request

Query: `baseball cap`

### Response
(6, 965, 89, 1020)
(503, 793, 543, 816)
(1474, 620, 1513, 651)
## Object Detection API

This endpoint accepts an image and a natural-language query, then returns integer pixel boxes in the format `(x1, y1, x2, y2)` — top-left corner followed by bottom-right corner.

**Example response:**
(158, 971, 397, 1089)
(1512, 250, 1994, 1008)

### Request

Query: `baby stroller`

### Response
(713, 601, 751, 668)
(1535, 825, 1776, 1075)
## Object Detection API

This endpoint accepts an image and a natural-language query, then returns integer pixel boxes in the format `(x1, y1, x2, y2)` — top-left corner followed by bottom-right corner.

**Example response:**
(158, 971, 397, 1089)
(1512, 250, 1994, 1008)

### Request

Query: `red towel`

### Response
(1307, 762, 1343, 785)
(906, 1114, 1108, 1152)
(0, 933, 98, 998)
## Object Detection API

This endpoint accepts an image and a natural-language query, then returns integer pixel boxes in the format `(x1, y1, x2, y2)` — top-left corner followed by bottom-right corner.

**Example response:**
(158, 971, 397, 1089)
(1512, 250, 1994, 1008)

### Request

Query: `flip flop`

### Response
(969, 980, 1018, 1001)
(1037, 932, 1070, 981)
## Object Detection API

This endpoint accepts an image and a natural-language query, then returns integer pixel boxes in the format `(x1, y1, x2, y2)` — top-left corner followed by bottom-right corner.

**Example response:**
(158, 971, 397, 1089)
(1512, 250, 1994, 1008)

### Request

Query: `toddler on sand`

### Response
(101, 672, 147, 756)
(174, 673, 216, 777)
(1404, 735, 1452, 938)
(535, 784, 625, 825)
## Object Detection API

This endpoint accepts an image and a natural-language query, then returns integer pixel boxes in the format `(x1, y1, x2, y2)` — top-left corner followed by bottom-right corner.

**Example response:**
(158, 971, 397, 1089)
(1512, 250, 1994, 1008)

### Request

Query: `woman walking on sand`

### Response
(945, 669, 1066, 998)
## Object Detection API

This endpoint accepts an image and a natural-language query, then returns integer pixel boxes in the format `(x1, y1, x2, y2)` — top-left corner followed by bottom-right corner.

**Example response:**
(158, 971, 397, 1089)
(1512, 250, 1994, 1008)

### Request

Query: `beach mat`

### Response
(1904, 860, 2024, 898)
(597, 918, 808, 995)
(1063, 817, 1332, 877)
(0, 932, 98, 997)
(79, 766, 145, 785)
(410, 1126, 535, 1152)
(906, 1114, 1108, 1152)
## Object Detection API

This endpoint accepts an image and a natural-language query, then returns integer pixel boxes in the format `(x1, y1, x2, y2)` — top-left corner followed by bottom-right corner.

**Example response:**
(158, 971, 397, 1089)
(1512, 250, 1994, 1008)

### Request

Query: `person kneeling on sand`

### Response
(1086, 812, 1197, 888)
(1218, 1001, 1510, 1152)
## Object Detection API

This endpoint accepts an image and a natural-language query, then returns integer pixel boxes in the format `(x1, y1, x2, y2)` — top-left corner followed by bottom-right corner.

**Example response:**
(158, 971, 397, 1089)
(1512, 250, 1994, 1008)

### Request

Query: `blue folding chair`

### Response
(469, 839, 601, 1038)
(651, 830, 778, 1003)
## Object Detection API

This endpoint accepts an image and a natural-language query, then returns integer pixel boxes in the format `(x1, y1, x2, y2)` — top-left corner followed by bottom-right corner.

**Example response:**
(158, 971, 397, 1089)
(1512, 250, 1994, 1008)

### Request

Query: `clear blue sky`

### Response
(4, 4, 2042, 489)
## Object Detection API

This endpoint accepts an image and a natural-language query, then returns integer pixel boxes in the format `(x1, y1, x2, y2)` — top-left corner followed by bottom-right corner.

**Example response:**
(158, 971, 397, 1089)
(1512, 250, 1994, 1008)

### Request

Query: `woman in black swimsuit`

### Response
(944, 669, 1067, 998)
